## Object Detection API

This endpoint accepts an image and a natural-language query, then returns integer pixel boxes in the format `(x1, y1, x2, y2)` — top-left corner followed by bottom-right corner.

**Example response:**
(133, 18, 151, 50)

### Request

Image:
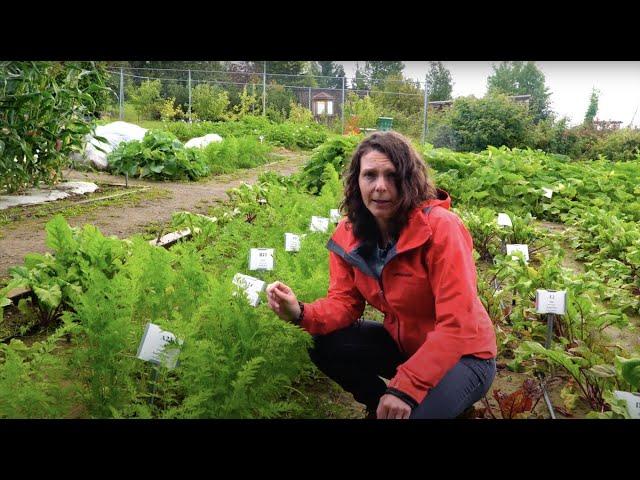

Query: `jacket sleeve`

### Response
(299, 250, 366, 335)
(387, 211, 482, 405)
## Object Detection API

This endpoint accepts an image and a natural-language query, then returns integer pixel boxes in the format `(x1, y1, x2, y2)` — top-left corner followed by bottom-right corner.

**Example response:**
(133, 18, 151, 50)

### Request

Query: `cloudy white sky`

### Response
(339, 61, 640, 127)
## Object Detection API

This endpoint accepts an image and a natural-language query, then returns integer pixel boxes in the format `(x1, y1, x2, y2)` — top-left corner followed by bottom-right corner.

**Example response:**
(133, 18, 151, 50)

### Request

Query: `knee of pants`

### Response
(307, 333, 348, 370)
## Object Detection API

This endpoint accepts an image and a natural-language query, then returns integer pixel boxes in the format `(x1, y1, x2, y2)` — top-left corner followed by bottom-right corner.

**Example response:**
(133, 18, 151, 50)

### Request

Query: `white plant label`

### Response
(249, 248, 274, 271)
(506, 244, 530, 263)
(258, 198, 267, 205)
(613, 391, 640, 419)
(330, 209, 341, 223)
(232, 273, 266, 307)
(136, 323, 182, 370)
(542, 187, 553, 199)
(285, 233, 301, 252)
(535, 289, 567, 315)
(497, 213, 513, 227)
(310, 216, 329, 232)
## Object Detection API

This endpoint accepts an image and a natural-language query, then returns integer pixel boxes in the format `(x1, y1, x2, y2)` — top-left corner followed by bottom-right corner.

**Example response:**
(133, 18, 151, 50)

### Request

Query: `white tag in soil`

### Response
(310, 216, 329, 232)
(506, 244, 530, 263)
(136, 323, 182, 370)
(535, 289, 567, 315)
(497, 213, 513, 227)
(330, 209, 341, 223)
(613, 390, 640, 419)
(232, 273, 266, 307)
(285, 233, 301, 252)
(542, 187, 553, 199)
(249, 248, 274, 271)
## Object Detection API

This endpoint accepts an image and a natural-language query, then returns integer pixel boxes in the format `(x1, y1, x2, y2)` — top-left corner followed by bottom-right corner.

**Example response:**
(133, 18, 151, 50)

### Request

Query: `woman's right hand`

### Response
(266, 281, 301, 323)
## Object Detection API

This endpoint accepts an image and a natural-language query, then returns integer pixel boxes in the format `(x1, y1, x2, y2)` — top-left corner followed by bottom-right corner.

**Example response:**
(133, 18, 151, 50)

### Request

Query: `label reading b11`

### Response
(535, 289, 567, 315)
(136, 323, 182, 369)
(310, 216, 329, 232)
(497, 213, 513, 227)
(249, 248, 274, 271)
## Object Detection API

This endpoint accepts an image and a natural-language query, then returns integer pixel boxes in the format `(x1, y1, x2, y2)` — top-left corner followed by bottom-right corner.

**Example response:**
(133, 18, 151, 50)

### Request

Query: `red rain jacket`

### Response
(300, 190, 497, 405)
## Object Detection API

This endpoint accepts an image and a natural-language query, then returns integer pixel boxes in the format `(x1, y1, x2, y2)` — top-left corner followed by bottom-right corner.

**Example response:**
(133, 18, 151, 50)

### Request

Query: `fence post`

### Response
(262, 61, 266, 117)
(341, 76, 346, 135)
(308, 86, 311, 111)
(188, 69, 192, 123)
(422, 72, 428, 144)
(119, 67, 124, 120)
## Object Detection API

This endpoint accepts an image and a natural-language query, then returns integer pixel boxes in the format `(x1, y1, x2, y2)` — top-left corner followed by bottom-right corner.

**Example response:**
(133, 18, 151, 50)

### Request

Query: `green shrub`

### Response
(127, 79, 163, 121)
(446, 94, 534, 151)
(590, 128, 640, 161)
(344, 92, 380, 130)
(192, 83, 230, 121)
(300, 135, 360, 193)
(0, 61, 111, 193)
(288, 102, 314, 124)
(201, 135, 271, 174)
(108, 130, 209, 180)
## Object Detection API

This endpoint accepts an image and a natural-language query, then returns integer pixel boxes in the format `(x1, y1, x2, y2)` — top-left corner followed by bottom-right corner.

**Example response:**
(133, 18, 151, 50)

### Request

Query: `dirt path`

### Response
(0, 149, 307, 279)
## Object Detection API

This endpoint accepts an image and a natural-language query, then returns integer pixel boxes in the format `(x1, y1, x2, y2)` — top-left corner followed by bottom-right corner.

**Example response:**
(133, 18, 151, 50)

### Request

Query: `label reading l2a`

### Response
(613, 391, 640, 419)
(310, 216, 329, 232)
(506, 244, 530, 263)
(136, 323, 182, 369)
(535, 289, 567, 315)
(497, 213, 513, 227)
(329, 209, 341, 223)
(285, 233, 301, 252)
(249, 248, 274, 270)
(232, 273, 266, 307)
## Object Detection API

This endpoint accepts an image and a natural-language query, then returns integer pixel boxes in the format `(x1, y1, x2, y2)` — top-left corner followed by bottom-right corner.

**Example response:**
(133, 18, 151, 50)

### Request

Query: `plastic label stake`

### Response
(310, 216, 329, 232)
(330, 209, 341, 223)
(535, 290, 567, 315)
(285, 233, 301, 252)
(506, 244, 530, 263)
(232, 273, 266, 307)
(249, 248, 274, 271)
(497, 213, 513, 227)
(613, 391, 640, 419)
(542, 187, 553, 199)
(136, 323, 182, 370)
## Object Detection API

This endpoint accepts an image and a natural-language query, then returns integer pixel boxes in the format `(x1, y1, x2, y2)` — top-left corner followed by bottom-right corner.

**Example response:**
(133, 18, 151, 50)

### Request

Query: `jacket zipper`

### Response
(378, 267, 405, 355)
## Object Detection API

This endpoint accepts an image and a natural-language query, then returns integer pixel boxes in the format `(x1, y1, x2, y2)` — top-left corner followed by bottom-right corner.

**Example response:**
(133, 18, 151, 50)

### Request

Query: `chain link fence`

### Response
(103, 66, 434, 142)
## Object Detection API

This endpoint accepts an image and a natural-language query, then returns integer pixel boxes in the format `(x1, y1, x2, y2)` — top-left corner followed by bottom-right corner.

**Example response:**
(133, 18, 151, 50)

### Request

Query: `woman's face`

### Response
(358, 150, 399, 224)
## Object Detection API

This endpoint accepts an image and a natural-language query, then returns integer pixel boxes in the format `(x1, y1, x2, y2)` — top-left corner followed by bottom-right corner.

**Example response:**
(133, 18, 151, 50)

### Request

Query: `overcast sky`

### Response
(338, 61, 640, 127)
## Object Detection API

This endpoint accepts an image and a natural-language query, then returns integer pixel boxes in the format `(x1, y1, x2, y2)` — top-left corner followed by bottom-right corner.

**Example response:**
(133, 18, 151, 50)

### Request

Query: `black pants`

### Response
(308, 319, 496, 419)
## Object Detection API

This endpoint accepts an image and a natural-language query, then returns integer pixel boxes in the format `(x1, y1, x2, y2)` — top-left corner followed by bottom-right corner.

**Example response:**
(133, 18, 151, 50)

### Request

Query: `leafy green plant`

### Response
(1, 61, 111, 193)
(299, 135, 360, 193)
(108, 130, 209, 180)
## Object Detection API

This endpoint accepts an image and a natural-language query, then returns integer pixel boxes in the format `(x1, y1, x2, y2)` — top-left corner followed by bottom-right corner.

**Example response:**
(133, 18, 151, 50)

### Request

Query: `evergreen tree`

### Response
(366, 61, 405, 87)
(487, 61, 552, 122)
(426, 61, 453, 101)
(583, 87, 600, 126)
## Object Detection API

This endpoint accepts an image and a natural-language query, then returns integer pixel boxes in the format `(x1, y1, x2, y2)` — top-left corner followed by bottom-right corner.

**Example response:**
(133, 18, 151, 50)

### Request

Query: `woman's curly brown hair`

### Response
(341, 131, 437, 245)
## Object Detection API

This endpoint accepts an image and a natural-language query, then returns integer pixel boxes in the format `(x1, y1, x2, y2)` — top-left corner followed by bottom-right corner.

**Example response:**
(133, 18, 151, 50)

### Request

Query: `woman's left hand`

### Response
(376, 394, 412, 419)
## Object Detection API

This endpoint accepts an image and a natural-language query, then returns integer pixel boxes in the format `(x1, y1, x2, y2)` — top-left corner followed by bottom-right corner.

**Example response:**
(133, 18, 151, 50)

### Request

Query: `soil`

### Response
(0, 149, 306, 281)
